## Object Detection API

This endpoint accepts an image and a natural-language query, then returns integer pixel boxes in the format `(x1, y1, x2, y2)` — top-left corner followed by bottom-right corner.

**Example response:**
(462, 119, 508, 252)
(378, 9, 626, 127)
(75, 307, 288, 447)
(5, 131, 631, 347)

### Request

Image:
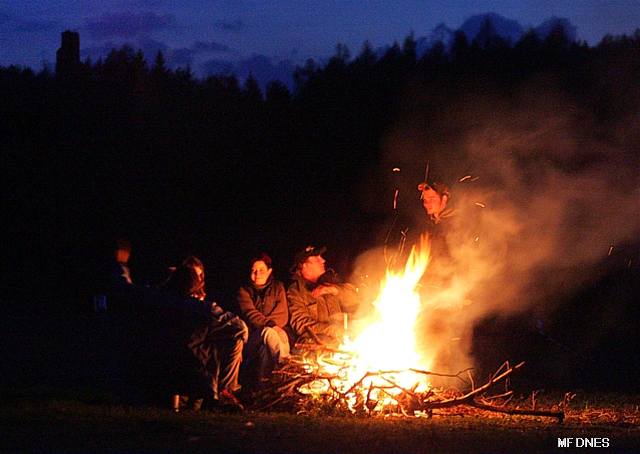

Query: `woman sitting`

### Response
(162, 259, 247, 410)
(237, 252, 290, 387)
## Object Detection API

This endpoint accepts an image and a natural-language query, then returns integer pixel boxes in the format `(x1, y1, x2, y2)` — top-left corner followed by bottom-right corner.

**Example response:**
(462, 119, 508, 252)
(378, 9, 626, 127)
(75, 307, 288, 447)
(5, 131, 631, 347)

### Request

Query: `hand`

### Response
(273, 325, 287, 338)
(312, 284, 339, 298)
(325, 323, 343, 340)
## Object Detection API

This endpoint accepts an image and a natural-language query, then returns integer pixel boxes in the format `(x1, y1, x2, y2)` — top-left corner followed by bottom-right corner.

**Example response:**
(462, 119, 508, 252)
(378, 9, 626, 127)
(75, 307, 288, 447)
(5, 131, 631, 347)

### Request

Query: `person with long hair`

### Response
(181, 255, 207, 300)
(162, 258, 248, 410)
(237, 253, 290, 386)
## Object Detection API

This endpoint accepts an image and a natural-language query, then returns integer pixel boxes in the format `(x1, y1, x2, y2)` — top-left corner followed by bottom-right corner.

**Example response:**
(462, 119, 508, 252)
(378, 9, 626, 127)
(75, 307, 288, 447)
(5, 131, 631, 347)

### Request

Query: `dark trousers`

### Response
(188, 316, 248, 399)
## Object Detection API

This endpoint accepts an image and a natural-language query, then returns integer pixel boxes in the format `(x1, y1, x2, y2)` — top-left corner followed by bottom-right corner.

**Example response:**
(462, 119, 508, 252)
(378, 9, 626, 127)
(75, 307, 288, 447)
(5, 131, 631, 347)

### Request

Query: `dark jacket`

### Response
(384, 207, 457, 271)
(287, 274, 359, 343)
(419, 208, 456, 263)
(237, 277, 288, 330)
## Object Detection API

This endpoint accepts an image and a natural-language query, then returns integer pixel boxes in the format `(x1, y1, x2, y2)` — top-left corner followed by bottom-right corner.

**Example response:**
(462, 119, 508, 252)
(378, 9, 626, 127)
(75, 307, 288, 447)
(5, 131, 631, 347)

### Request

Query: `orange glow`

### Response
(300, 236, 433, 412)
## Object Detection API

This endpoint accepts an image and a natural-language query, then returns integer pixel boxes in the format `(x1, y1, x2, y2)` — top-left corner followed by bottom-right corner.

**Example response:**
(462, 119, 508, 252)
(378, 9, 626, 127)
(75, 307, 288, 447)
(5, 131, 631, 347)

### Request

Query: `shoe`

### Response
(172, 394, 189, 412)
(219, 388, 245, 411)
(191, 397, 204, 411)
(172, 394, 204, 412)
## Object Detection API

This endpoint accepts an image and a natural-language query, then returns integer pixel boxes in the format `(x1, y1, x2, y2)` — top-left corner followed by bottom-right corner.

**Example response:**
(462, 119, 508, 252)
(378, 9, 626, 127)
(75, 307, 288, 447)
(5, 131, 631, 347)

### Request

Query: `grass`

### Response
(2, 387, 638, 453)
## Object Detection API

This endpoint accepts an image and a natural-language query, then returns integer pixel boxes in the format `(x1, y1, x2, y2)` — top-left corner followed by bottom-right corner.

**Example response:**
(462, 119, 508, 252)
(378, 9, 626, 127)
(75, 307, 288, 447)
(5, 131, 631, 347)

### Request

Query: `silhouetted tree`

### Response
(544, 23, 571, 52)
(242, 73, 263, 103)
(293, 58, 318, 92)
(402, 33, 417, 67)
(355, 40, 377, 67)
(150, 50, 170, 88)
(334, 43, 351, 62)
(420, 40, 447, 71)
(450, 31, 469, 63)
(474, 17, 498, 49)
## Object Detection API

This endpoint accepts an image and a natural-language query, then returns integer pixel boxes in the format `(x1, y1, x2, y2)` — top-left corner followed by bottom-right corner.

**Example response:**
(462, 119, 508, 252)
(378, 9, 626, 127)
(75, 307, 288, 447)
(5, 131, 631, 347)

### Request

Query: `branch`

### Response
(469, 401, 564, 423)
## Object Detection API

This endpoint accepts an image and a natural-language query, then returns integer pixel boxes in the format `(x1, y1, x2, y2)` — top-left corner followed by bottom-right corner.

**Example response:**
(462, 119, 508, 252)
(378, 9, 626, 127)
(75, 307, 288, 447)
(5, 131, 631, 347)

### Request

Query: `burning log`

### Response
(246, 354, 565, 423)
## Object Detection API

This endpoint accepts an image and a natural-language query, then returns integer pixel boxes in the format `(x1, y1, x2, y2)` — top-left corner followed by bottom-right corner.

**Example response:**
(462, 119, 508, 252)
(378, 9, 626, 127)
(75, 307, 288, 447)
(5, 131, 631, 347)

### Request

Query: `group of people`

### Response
(104, 239, 364, 411)
(102, 179, 453, 411)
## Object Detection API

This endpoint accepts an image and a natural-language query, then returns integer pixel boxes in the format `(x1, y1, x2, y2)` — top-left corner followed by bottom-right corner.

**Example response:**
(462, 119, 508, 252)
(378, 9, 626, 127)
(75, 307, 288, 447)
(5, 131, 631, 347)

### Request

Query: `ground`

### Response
(2, 388, 638, 453)
(3, 305, 639, 452)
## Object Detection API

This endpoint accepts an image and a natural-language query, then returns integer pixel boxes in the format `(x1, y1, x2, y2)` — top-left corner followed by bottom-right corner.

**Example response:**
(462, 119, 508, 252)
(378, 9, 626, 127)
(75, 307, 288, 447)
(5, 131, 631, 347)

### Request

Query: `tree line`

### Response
(2, 25, 638, 312)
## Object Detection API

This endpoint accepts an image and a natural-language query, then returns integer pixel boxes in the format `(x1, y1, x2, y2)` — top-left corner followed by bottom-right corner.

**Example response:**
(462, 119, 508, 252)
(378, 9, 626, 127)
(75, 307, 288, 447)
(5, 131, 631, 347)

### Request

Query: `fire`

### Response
(300, 237, 433, 412)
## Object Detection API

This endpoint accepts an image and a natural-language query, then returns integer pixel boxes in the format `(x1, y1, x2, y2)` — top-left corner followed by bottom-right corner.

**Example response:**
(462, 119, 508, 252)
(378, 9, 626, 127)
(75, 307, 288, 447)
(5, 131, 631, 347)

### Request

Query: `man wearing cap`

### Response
(287, 246, 359, 346)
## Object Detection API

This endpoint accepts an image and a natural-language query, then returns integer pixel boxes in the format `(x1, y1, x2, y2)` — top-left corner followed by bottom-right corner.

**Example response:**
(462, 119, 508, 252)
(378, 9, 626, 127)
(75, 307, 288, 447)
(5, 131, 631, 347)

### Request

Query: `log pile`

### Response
(247, 344, 566, 423)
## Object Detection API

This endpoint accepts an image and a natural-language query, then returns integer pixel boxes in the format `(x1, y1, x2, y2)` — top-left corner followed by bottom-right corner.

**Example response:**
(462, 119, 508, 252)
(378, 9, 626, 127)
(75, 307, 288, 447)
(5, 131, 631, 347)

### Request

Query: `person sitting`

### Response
(162, 260, 248, 411)
(92, 238, 132, 312)
(100, 237, 138, 312)
(287, 246, 359, 346)
(181, 255, 207, 300)
(237, 253, 290, 387)
(112, 238, 133, 285)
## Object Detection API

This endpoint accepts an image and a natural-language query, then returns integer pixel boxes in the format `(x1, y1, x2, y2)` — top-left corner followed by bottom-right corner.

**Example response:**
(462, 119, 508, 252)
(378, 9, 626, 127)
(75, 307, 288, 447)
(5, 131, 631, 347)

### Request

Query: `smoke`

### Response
(352, 75, 640, 377)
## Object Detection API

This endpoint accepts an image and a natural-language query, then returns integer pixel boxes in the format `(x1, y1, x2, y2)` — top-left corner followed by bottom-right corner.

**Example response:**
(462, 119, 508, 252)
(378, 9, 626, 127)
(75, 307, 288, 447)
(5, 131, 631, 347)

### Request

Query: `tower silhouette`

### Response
(56, 30, 80, 77)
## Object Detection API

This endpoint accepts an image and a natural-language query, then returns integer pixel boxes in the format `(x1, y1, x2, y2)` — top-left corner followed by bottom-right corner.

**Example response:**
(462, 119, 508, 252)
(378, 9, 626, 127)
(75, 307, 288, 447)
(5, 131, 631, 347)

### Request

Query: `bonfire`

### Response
(250, 238, 565, 422)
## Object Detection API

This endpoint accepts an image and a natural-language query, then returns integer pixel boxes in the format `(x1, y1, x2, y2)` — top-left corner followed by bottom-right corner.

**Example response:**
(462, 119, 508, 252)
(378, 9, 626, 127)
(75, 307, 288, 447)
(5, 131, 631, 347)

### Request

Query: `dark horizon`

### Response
(3, 8, 640, 90)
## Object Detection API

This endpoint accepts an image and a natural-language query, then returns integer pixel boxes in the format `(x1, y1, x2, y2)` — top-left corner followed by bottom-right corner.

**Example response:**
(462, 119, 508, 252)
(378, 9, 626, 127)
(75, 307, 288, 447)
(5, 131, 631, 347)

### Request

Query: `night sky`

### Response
(2, 0, 639, 75)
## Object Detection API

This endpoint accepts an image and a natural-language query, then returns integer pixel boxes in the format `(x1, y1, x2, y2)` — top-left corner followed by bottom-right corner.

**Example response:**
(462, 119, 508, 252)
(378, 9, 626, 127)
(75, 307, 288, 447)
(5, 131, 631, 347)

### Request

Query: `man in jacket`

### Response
(287, 246, 359, 346)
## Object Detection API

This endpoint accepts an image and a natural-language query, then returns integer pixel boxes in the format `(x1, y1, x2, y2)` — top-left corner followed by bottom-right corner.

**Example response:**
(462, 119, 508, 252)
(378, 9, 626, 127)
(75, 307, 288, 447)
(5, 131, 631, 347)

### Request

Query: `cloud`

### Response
(128, 0, 166, 7)
(215, 19, 244, 32)
(0, 12, 58, 33)
(200, 54, 295, 88)
(193, 40, 232, 54)
(172, 40, 234, 69)
(81, 41, 120, 62)
(80, 35, 237, 72)
(169, 47, 193, 67)
(200, 58, 235, 76)
(85, 12, 176, 39)
(137, 35, 170, 59)
(534, 17, 577, 42)
(80, 37, 169, 64)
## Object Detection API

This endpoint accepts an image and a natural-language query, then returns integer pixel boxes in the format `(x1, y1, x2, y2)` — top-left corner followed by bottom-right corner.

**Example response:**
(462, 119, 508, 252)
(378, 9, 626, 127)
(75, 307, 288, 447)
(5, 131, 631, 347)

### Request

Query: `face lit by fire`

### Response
(251, 260, 272, 286)
(301, 255, 326, 283)
(115, 247, 130, 264)
(193, 265, 204, 281)
(422, 188, 448, 217)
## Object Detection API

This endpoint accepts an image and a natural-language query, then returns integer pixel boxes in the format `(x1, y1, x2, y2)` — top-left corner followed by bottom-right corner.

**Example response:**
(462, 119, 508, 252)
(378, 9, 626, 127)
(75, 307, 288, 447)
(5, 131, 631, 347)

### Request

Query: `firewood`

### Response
(245, 354, 564, 423)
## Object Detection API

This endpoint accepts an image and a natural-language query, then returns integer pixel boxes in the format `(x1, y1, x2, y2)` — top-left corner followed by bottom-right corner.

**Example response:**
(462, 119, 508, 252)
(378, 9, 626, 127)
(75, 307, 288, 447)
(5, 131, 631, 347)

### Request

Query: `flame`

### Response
(301, 237, 433, 411)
